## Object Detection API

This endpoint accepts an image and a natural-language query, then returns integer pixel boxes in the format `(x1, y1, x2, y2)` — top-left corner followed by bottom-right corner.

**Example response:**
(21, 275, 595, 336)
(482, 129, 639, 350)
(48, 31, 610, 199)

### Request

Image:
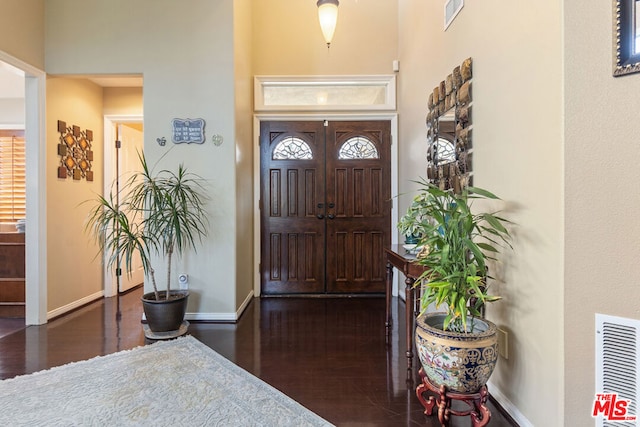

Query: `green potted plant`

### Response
(397, 193, 429, 246)
(399, 178, 512, 393)
(86, 151, 208, 335)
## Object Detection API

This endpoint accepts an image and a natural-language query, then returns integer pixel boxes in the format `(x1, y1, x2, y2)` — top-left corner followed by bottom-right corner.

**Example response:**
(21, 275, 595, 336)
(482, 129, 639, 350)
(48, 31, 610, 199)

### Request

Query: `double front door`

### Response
(260, 120, 391, 295)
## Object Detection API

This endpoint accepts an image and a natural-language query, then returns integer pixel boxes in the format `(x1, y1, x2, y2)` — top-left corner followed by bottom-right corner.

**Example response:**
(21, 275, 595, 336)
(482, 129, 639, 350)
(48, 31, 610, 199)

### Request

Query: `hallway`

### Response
(0, 288, 517, 426)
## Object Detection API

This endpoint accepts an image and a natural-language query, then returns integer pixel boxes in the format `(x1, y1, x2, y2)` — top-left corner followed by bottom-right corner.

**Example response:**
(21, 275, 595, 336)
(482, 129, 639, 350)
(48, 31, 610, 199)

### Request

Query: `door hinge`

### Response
(115, 140, 121, 148)
(116, 268, 122, 276)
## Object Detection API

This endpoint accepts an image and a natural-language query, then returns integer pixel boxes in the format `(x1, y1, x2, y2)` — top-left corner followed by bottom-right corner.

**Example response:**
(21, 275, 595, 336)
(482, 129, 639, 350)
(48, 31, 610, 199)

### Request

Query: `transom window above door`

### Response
(338, 136, 379, 159)
(272, 137, 313, 160)
(254, 75, 396, 112)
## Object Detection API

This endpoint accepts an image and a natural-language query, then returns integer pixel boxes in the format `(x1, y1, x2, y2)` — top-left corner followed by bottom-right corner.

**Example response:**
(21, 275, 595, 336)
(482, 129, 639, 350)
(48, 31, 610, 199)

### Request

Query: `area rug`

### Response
(0, 335, 333, 426)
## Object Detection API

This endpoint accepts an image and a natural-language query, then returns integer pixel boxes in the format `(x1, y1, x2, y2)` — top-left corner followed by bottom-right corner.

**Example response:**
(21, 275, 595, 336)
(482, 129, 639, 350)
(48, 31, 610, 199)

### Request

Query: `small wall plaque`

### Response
(172, 118, 205, 144)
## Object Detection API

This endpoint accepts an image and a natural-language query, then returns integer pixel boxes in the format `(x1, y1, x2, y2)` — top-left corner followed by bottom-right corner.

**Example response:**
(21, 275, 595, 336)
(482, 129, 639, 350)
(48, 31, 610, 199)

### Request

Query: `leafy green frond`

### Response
(85, 150, 209, 299)
(396, 179, 513, 332)
(467, 186, 500, 200)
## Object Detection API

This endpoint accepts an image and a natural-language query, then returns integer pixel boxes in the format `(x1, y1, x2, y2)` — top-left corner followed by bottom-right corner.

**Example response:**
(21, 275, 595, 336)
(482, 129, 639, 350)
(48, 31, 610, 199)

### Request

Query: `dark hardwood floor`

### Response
(0, 288, 518, 426)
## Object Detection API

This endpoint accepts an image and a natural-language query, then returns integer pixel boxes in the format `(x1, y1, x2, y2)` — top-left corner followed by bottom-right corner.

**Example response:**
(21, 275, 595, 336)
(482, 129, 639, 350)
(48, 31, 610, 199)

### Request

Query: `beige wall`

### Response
(248, 0, 397, 304)
(0, 0, 44, 69)
(252, 0, 398, 76)
(103, 87, 143, 117)
(45, 77, 104, 312)
(45, 82, 144, 316)
(41, 0, 399, 320)
(398, 1, 563, 425)
(234, 0, 254, 311)
(17, 2, 621, 422)
(45, 0, 239, 316)
(0, 99, 25, 126)
(564, 0, 640, 424)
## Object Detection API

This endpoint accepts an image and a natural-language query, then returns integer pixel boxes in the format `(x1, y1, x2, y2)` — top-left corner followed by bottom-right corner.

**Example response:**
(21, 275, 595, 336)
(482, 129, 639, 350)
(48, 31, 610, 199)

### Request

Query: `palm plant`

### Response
(399, 178, 512, 332)
(86, 151, 208, 301)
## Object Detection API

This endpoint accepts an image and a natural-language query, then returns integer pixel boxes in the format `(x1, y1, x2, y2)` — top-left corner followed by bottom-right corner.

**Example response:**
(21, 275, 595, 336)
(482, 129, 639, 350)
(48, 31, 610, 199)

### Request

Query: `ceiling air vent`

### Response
(444, 0, 464, 30)
(595, 314, 640, 427)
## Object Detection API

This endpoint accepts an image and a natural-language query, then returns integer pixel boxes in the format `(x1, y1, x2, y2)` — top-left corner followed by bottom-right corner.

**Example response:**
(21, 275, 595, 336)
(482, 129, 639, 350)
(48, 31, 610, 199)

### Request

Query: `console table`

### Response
(384, 244, 429, 369)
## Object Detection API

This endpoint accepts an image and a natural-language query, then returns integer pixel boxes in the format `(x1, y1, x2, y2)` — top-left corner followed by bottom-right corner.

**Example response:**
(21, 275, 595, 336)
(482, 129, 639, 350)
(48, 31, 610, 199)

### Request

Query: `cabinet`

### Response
(0, 233, 25, 317)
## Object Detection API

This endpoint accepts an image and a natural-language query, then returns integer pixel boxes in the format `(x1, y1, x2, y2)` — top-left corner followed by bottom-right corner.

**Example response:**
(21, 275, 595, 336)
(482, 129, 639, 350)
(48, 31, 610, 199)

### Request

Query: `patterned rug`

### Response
(0, 335, 333, 426)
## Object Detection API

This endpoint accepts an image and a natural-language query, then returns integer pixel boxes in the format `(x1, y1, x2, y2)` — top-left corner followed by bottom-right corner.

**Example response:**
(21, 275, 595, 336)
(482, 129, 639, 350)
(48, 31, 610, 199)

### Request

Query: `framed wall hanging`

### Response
(57, 120, 93, 181)
(614, 0, 640, 77)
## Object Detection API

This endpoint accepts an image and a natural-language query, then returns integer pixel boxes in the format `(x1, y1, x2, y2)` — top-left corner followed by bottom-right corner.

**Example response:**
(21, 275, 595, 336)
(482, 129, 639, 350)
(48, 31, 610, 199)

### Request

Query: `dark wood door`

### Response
(260, 120, 391, 295)
(325, 121, 391, 293)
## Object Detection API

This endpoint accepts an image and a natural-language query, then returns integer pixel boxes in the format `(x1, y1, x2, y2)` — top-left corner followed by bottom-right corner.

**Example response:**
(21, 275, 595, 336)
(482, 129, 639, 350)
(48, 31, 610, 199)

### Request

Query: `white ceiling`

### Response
(86, 75, 144, 88)
(0, 61, 143, 99)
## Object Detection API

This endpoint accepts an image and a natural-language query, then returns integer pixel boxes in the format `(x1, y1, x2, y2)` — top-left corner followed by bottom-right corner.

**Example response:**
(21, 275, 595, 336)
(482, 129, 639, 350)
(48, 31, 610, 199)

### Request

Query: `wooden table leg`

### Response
(405, 275, 415, 368)
(385, 261, 393, 336)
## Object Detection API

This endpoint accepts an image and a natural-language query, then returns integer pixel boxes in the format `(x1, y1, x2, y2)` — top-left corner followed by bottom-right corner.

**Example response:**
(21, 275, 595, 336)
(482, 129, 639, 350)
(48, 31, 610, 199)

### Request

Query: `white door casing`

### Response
(103, 115, 144, 297)
(0, 51, 47, 325)
(253, 112, 399, 298)
(252, 76, 399, 299)
(115, 123, 144, 293)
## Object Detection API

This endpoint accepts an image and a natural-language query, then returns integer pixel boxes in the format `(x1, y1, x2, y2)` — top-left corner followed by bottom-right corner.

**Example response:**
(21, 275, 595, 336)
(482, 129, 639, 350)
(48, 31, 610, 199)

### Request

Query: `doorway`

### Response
(260, 120, 391, 295)
(103, 116, 144, 297)
(0, 52, 46, 325)
(115, 123, 144, 293)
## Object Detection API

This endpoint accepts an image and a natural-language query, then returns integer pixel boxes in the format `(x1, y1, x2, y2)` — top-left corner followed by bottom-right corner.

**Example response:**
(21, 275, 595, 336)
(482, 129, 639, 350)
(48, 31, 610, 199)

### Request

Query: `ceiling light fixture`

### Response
(317, 0, 339, 49)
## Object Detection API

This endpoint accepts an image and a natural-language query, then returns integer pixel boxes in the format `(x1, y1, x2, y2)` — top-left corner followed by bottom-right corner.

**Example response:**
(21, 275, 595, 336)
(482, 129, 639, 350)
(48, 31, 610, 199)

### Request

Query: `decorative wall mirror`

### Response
(614, 0, 640, 76)
(426, 57, 472, 192)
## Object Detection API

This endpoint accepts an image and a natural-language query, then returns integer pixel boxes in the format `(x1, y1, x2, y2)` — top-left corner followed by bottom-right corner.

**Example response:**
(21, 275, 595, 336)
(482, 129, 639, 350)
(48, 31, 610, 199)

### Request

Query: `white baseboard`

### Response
(487, 380, 533, 427)
(47, 290, 104, 320)
(184, 290, 255, 322)
(235, 290, 254, 319)
(52, 290, 256, 323)
(185, 312, 237, 322)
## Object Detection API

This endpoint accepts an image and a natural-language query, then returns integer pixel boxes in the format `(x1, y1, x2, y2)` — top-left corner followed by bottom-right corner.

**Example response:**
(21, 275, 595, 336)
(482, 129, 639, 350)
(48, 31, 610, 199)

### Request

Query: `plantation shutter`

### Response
(0, 130, 26, 222)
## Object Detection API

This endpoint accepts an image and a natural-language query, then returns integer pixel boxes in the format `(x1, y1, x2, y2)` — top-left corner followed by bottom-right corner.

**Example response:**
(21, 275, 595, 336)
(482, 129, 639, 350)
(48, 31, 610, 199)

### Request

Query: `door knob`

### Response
(328, 203, 335, 208)
(317, 214, 325, 219)
(328, 214, 335, 220)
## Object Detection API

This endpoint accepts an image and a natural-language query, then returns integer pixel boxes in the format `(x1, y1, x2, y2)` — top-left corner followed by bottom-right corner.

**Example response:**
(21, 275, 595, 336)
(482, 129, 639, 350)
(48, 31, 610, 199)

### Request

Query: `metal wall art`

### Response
(613, 0, 640, 76)
(211, 134, 224, 146)
(426, 57, 473, 193)
(57, 120, 93, 181)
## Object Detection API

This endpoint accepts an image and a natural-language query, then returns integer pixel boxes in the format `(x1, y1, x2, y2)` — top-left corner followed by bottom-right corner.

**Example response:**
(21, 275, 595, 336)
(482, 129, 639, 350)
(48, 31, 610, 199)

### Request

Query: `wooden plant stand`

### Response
(416, 368, 491, 427)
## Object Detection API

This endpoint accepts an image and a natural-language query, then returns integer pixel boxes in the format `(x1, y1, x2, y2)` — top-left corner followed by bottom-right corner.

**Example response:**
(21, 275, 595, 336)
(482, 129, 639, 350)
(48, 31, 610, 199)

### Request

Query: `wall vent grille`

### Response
(596, 313, 640, 427)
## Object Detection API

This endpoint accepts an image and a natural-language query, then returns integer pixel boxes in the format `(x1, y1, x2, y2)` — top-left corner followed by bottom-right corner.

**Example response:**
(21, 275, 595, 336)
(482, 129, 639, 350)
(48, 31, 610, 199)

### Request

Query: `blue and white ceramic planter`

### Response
(415, 312, 498, 393)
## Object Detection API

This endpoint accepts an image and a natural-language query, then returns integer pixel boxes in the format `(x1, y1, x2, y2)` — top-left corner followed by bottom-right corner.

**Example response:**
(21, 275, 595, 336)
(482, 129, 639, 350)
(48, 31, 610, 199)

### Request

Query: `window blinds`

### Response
(0, 130, 26, 223)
